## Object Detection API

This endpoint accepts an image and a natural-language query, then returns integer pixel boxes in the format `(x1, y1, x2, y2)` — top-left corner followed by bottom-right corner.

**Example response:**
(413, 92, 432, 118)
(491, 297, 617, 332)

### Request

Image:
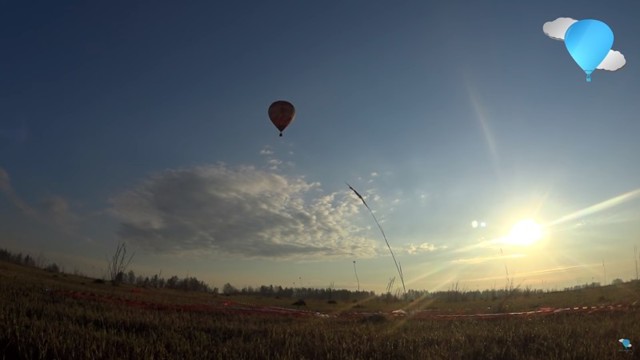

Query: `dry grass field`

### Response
(3, 259, 640, 359)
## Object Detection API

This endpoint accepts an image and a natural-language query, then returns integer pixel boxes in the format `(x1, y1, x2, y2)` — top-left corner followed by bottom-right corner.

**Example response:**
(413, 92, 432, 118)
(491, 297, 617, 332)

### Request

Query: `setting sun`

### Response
(504, 219, 543, 246)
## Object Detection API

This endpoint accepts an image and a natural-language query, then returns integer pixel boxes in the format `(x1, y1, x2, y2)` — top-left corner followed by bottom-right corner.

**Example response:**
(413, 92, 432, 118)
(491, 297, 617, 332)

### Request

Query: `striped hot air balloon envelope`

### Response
(268, 100, 295, 137)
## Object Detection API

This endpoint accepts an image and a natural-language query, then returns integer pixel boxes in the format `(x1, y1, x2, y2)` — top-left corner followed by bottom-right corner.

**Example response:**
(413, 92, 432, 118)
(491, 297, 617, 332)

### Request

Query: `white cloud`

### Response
(259, 145, 293, 171)
(404, 242, 446, 255)
(597, 50, 626, 71)
(543, 17, 577, 41)
(267, 159, 282, 170)
(109, 164, 379, 259)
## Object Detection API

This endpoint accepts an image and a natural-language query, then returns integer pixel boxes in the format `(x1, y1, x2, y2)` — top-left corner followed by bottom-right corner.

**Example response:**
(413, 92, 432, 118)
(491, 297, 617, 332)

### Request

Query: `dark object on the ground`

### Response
(292, 299, 306, 306)
(327, 300, 337, 304)
(360, 314, 387, 323)
(93, 279, 105, 284)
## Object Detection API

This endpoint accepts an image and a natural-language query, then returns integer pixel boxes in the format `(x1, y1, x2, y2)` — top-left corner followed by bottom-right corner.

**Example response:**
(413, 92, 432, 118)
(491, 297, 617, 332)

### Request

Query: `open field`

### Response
(2, 260, 640, 359)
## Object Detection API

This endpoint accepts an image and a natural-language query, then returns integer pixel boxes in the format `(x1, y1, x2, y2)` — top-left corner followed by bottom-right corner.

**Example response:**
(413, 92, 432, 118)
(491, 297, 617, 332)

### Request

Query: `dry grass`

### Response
(2, 260, 640, 359)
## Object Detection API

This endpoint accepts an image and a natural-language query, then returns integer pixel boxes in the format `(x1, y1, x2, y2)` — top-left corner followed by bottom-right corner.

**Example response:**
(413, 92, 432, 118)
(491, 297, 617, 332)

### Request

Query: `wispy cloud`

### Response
(259, 146, 274, 156)
(464, 264, 594, 282)
(109, 164, 379, 259)
(451, 253, 526, 265)
(403, 242, 447, 255)
(40, 195, 79, 230)
(547, 188, 640, 227)
(0, 167, 38, 217)
(267, 159, 282, 170)
(259, 145, 293, 171)
(0, 167, 80, 233)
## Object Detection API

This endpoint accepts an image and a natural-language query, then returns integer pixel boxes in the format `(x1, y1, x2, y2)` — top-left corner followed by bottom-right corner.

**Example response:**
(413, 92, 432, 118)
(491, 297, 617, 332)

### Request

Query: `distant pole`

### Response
(353, 260, 360, 291)
(635, 246, 638, 281)
(602, 259, 607, 285)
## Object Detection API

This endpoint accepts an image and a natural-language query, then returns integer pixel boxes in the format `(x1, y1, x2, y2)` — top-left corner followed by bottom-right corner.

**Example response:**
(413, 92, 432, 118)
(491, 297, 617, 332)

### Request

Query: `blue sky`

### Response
(2, 1, 640, 293)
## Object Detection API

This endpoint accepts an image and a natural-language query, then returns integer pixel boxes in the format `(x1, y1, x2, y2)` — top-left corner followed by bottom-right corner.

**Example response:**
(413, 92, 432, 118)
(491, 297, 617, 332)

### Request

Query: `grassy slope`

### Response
(2, 260, 640, 359)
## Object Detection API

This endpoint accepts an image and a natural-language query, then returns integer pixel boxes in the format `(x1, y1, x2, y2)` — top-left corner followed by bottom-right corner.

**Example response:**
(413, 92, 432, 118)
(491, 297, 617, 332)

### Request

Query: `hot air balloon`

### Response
(268, 100, 295, 137)
(564, 19, 614, 82)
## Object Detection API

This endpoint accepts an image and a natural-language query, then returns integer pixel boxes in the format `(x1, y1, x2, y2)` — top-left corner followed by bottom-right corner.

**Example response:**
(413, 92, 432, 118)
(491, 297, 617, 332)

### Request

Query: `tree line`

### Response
(1, 247, 629, 302)
(0, 248, 62, 273)
(0, 247, 210, 292)
(220, 283, 375, 301)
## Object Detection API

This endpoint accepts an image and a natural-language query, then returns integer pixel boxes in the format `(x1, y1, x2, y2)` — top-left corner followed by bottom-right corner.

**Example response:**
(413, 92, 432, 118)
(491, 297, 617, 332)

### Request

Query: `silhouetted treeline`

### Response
(563, 282, 602, 292)
(120, 270, 212, 293)
(416, 287, 546, 303)
(0, 248, 61, 273)
(216, 284, 549, 302)
(0, 248, 211, 293)
(0, 247, 633, 299)
(221, 283, 375, 301)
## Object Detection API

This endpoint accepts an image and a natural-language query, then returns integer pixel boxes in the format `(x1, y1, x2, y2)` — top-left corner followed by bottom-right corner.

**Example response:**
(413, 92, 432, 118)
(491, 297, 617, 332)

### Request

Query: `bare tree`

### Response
(107, 242, 135, 284)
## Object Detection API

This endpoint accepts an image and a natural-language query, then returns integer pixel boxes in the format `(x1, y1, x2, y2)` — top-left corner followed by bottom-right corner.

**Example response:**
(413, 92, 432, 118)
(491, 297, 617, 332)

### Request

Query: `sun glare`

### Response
(505, 219, 543, 246)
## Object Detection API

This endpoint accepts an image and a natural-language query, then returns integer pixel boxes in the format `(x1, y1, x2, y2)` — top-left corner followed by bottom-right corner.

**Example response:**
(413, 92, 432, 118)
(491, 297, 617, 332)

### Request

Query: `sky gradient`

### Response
(2, 1, 640, 293)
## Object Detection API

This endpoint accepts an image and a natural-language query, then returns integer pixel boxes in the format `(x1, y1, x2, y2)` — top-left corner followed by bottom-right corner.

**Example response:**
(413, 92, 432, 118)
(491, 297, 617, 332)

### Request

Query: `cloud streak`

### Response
(451, 253, 526, 265)
(110, 164, 379, 259)
(403, 242, 447, 255)
(0, 167, 80, 235)
(40, 195, 79, 230)
(0, 167, 38, 217)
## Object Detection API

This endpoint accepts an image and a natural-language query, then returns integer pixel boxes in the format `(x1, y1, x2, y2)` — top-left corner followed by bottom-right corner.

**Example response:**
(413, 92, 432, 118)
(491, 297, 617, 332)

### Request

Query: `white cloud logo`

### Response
(542, 17, 577, 41)
(543, 17, 626, 71)
(597, 50, 626, 71)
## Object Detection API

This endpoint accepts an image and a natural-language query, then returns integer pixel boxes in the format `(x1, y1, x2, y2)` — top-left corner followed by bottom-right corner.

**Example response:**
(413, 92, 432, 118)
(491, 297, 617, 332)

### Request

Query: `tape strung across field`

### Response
(413, 304, 631, 320)
(47, 289, 635, 320)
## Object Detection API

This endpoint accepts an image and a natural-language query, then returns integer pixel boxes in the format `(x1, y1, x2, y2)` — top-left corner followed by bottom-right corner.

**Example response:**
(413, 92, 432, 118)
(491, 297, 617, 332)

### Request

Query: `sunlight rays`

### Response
(467, 85, 501, 178)
(452, 253, 526, 265)
(546, 188, 640, 228)
(464, 264, 597, 283)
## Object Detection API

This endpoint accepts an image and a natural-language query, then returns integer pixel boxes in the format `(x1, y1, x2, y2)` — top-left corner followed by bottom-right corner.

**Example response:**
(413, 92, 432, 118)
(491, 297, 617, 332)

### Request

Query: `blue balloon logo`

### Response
(564, 19, 614, 82)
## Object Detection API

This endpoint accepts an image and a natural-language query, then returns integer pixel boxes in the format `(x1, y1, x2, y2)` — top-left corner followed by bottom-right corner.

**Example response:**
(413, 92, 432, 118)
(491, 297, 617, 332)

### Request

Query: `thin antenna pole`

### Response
(635, 246, 638, 281)
(500, 248, 510, 290)
(353, 260, 360, 291)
